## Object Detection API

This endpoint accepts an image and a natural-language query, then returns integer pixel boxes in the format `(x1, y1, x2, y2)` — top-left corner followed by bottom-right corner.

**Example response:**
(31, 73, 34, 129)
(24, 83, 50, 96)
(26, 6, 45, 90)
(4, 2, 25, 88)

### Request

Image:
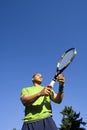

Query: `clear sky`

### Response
(0, 0, 87, 130)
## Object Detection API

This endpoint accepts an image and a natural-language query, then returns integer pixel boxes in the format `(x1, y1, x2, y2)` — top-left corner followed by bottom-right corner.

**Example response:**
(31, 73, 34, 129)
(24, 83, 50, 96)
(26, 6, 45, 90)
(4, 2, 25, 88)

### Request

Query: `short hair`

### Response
(32, 74, 37, 79)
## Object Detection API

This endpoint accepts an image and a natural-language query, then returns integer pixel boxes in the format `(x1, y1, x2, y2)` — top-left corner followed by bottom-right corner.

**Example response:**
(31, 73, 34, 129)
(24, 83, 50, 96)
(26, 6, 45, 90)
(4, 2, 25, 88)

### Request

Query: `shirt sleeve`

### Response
(20, 88, 29, 97)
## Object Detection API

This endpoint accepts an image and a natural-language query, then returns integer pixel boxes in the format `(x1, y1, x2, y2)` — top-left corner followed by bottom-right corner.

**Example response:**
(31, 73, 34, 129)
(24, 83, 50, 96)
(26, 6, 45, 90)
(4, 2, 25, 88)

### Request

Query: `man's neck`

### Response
(33, 83, 41, 87)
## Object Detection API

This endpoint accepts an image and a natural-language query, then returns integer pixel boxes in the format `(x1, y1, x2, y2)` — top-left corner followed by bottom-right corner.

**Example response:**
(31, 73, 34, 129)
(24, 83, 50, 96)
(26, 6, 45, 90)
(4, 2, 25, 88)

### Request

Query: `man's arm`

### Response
(51, 89, 64, 103)
(20, 93, 41, 106)
(20, 86, 52, 106)
(51, 74, 65, 104)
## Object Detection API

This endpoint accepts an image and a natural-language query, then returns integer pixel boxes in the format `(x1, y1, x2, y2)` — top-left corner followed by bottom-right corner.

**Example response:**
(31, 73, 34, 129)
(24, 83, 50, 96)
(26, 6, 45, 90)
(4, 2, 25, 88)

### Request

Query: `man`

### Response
(20, 73, 65, 130)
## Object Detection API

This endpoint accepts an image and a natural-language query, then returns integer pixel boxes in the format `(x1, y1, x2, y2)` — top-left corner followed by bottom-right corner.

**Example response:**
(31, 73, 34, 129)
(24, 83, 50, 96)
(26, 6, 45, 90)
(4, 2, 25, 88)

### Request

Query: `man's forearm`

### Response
(21, 92, 41, 106)
(54, 92, 64, 103)
(51, 84, 64, 103)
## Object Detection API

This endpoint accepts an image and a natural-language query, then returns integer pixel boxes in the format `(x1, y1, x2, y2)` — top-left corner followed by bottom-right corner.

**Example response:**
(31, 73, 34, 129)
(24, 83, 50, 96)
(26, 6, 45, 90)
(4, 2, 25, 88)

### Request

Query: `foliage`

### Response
(58, 106, 87, 130)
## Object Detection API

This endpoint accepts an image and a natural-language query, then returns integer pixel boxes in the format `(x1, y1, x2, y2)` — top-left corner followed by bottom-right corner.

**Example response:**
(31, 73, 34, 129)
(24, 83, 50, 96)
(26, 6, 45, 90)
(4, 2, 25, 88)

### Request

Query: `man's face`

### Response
(32, 73, 43, 84)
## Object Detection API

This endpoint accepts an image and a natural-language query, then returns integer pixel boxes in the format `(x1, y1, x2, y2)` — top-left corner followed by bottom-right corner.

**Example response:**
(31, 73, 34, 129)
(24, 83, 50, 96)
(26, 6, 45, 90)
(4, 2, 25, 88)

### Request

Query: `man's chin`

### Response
(37, 81, 42, 84)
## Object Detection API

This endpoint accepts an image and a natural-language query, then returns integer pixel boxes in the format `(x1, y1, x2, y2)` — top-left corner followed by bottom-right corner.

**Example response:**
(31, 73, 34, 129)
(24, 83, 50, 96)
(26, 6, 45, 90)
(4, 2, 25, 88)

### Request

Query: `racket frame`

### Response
(49, 48, 77, 87)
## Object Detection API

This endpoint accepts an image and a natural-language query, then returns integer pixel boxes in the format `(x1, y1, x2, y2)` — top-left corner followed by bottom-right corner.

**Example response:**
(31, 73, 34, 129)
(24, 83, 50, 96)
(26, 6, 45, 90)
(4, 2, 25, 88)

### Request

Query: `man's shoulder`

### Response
(22, 86, 32, 91)
(21, 86, 44, 94)
(21, 86, 33, 96)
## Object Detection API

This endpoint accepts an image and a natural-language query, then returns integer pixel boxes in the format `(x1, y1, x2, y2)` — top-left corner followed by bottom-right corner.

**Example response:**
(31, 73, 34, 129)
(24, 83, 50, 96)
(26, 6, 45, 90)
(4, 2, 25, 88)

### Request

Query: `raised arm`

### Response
(51, 74, 65, 104)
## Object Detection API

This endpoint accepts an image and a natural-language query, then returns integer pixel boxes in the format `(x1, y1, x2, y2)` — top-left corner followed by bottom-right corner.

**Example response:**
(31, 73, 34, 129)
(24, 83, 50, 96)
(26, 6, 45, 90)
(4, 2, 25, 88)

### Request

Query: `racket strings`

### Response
(57, 50, 75, 70)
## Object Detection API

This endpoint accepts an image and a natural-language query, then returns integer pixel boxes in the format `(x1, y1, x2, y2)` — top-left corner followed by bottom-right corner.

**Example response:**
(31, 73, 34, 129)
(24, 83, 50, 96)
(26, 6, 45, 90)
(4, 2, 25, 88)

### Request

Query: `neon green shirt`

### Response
(21, 86, 54, 122)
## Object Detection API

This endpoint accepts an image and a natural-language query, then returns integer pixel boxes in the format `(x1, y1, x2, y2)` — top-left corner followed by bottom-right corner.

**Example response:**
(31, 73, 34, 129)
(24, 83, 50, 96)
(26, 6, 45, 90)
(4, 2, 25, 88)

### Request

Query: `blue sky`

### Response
(0, 0, 87, 130)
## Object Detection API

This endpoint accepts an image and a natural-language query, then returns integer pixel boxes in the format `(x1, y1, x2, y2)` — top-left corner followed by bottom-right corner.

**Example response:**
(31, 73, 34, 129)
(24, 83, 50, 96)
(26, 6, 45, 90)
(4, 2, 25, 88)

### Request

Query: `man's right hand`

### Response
(40, 86, 52, 96)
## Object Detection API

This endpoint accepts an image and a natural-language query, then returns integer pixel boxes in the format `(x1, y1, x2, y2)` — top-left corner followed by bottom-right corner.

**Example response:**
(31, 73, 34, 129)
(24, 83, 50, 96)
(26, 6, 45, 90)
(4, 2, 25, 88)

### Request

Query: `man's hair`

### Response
(32, 74, 37, 83)
(32, 74, 37, 79)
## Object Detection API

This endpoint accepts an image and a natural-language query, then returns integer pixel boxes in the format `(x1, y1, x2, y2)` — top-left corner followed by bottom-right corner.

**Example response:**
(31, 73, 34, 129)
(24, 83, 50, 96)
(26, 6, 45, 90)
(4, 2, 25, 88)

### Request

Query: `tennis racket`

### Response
(49, 48, 77, 87)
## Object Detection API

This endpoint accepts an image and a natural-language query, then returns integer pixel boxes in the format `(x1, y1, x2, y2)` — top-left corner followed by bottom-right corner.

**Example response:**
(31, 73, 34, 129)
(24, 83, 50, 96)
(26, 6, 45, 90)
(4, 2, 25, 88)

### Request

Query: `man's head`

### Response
(32, 73, 43, 85)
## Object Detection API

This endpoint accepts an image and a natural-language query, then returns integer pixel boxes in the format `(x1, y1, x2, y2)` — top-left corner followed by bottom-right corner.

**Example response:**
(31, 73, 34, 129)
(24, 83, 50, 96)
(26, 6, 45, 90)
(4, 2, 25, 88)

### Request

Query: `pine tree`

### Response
(12, 128, 16, 130)
(58, 106, 87, 130)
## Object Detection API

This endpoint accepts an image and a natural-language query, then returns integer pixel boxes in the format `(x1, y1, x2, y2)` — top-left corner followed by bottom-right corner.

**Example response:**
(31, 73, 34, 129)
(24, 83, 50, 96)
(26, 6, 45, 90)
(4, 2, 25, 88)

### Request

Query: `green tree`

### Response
(58, 106, 87, 130)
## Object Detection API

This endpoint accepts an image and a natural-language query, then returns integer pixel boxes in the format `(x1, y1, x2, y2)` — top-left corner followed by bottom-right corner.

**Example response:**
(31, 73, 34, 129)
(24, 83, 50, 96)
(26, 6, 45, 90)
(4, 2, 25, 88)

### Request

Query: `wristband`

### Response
(59, 85, 64, 93)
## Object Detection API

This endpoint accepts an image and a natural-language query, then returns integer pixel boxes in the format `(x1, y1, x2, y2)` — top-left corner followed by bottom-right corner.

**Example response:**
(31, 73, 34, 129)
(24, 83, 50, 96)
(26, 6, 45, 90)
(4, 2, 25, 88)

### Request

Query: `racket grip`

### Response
(49, 80, 55, 87)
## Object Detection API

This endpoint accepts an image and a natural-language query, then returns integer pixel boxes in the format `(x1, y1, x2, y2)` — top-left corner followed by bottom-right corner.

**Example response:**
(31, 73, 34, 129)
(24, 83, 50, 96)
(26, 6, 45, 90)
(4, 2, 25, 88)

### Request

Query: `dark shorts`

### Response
(21, 116, 58, 130)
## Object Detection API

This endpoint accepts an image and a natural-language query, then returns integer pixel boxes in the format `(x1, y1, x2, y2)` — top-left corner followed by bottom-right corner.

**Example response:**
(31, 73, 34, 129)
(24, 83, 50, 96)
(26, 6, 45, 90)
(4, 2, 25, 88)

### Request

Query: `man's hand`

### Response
(40, 86, 52, 96)
(56, 74, 65, 85)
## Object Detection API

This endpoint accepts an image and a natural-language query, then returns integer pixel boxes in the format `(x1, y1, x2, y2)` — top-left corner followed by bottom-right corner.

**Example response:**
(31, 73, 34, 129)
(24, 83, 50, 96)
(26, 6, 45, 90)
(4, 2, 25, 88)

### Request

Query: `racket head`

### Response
(49, 48, 77, 87)
(56, 48, 77, 73)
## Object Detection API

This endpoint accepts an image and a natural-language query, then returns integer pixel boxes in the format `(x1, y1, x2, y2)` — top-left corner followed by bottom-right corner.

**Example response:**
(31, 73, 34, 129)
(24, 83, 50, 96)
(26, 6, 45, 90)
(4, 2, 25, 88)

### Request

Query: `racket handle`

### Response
(49, 80, 55, 87)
